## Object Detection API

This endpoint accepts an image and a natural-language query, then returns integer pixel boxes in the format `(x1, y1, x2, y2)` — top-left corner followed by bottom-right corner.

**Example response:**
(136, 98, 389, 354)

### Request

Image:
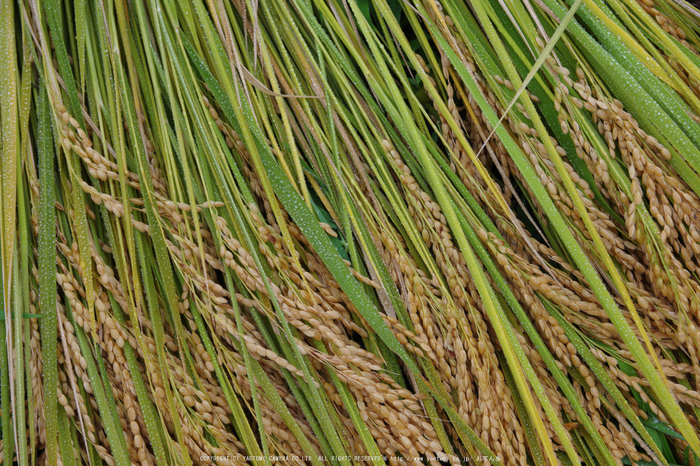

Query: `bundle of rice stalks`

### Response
(3, 0, 700, 464)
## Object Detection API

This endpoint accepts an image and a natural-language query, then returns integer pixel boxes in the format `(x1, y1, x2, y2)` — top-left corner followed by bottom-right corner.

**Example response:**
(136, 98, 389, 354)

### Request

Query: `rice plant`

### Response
(3, 0, 700, 464)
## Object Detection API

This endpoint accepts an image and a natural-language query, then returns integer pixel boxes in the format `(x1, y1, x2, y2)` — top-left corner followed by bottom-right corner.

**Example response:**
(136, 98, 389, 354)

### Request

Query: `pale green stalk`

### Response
(37, 82, 58, 466)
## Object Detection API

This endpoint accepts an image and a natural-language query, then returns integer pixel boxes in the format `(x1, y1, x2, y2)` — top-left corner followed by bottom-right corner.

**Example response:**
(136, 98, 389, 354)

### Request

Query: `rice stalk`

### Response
(5, 0, 700, 465)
